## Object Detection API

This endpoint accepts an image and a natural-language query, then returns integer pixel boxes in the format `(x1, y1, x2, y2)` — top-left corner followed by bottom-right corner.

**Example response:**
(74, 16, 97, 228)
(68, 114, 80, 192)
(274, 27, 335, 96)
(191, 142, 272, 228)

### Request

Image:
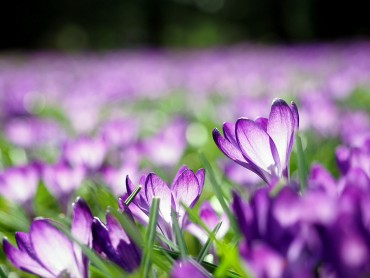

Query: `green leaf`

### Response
(124, 185, 142, 206)
(296, 134, 308, 191)
(171, 209, 188, 258)
(152, 246, 242, 278)
(197, 222, 222, 263)
(0, 266, 7, 278)
(199, 153, 238, 233)
(142, 197, 160, 277)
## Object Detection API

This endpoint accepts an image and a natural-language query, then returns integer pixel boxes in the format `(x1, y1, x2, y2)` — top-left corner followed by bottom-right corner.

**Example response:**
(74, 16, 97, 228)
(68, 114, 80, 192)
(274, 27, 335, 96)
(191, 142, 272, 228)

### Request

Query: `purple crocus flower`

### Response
(213, 99, 299, 184)
(92, 208, 141, 273)
(0, 163, 40, 207)
(62, 136, 107, 171)
(143, 118, 187, 167)
(42, 162, 86, 209)
(101, 162, 141, 196)
(186, 201, 229, 244)
(171, 259, 211, 278)
(125, 165, 205, 241)
(336, 144, 370, 179)
(3, 198, 93, 278)
(100, 118, 138, 149)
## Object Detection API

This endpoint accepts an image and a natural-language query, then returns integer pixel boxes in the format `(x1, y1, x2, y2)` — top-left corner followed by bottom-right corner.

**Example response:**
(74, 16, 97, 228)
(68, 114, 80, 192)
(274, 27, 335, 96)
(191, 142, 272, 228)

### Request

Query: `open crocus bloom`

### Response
(3, 198, 93, 278)
(124, 165, 205, 241)
(213, 99, 299, 184)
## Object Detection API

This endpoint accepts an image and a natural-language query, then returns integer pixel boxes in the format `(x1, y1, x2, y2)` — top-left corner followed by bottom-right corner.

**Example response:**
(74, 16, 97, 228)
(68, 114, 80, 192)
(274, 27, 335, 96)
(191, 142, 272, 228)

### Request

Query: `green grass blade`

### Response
(296, 134, 308, 191)
(199, 153, 238, 232)
(153, 246, 242, 278)
(197, 222, 222, 263)
(171, 209, 188, 258)
(157, 233, 180, 252)
(142, 197, 160, 277)
(0, 266, 7, 278)
(124, 185, 142, 206)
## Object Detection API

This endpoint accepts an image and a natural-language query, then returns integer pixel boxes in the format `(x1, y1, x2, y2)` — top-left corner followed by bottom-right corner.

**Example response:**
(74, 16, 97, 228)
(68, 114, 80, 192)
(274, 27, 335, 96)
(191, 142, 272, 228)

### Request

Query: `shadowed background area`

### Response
(1, 0, 369, 50)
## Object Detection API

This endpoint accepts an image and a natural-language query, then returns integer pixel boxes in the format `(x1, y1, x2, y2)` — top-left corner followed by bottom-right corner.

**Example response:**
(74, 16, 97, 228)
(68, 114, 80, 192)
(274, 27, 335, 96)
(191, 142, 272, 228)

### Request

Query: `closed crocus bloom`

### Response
(3, 198, 93, 278)
(0, 163, 39, 205)
(92, 209, 141, 273)
(213, 99, 299, 185)
(171, 259, 211, 278)
(125, 165, 205, 241)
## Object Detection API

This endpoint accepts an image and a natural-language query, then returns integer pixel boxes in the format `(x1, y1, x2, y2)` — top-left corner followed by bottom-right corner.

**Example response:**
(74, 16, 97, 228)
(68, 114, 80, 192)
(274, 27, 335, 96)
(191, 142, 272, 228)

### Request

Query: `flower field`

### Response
(0, 42, 370, 277)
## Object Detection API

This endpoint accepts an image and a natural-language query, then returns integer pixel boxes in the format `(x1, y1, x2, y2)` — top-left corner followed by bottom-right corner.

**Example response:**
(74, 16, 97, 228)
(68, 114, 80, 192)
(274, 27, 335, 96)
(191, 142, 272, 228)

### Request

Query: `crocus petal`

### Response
(255, 117, 268, 131)
(171, 259, 211, 278)
(3, 239, 53, 278)
(119, 195, 149, 225)
(30, 220, 80, 277)
(106, 213, 130, 247)
(172, 170, 201, 208)
(72, 198, 93, 278)
(267, 99, 294, 175)
(212, 128, 250, 168)
(15, 232, 38, 260)
(236, 118, 280, 181)
(272, 187, 300, 227)
(172, 170, 201, 226)
(195, 168, 205, 189)
(308, 164, 337, 196)
(290, 101, 299, 130)
(126, 175, 136, 195)
(116, 240, 142, 273)
(223, 122, 238, 146)
(72, 198, 93, 246)
(172, 165, 189, 187)
(145, 173, 172, 223)
(336, 146, 351, 175)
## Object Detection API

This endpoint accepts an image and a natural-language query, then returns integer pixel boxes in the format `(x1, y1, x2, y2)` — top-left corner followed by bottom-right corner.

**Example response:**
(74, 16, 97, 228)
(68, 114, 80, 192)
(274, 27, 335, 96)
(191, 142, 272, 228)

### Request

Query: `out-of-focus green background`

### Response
(1, 0, 369, 50)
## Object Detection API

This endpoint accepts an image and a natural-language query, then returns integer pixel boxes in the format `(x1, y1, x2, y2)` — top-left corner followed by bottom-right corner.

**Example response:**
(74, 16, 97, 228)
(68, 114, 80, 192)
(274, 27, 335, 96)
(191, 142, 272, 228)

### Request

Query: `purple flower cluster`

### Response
(0, 44, 370, 277)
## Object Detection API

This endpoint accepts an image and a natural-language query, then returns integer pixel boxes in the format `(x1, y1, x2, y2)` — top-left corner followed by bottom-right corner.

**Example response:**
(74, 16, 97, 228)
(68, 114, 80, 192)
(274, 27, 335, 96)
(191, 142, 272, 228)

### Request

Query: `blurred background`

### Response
(1, 0, 369, 50)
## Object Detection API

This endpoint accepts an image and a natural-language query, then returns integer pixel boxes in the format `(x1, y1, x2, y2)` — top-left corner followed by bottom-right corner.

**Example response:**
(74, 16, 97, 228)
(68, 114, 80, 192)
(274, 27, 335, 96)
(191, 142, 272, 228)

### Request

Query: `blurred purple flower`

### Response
(4, 117, 65, 149)
(186, 201, 229, 244)
(171, 259, 211, 278)
(213, 99, 299, 184)
(143, 118, 187, 167)
(3, 198, 93, 278)
(336, 144, 370, 179)
(42, 161, 86, 207)
(100, 118, 139, 149)
(92, 208, 141, 273)
(101, 162, 140, 196)
(0, 163, 40, 206)
(223, 161, 262, 190)
(124, 165, 205, 241)
(62, 136, 107, 171)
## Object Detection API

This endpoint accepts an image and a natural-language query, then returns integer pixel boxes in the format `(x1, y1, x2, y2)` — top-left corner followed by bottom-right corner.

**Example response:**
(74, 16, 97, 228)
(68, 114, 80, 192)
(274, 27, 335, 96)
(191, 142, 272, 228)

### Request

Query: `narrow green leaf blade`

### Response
(296, 134, 308, 191)
(171, 209, 188, 258)
(197, 222, 222, 263)
(142, 197, 160, 277)
(199, 153, 238, 232)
